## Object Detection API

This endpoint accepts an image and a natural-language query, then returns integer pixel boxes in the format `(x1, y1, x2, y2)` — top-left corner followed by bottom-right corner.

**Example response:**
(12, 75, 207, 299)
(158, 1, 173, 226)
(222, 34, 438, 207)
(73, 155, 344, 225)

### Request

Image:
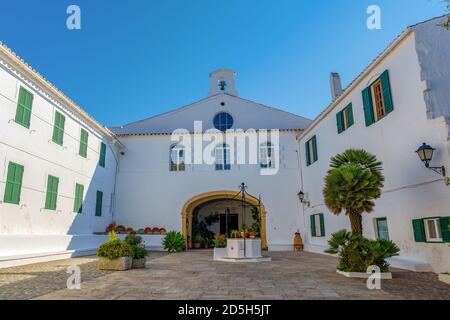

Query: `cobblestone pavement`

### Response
(27, 251, 450, 300)
(0, 252, 167, 300)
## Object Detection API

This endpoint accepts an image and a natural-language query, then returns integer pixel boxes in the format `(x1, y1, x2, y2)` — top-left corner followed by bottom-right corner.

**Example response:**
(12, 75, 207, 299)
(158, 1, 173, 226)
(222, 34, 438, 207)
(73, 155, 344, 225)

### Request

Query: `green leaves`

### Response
(163, 231, 186, 253)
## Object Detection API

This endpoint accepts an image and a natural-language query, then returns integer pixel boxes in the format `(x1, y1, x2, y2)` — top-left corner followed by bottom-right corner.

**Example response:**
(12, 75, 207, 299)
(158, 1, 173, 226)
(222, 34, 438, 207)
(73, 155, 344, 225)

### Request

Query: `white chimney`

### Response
(330, 72, 343, 101)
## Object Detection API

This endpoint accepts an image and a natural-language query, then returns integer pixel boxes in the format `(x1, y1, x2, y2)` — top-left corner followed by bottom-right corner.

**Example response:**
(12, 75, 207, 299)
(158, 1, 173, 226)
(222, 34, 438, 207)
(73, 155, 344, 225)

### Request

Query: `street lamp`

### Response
(297, 190, 310, 207)
(415, 143, 446, 177)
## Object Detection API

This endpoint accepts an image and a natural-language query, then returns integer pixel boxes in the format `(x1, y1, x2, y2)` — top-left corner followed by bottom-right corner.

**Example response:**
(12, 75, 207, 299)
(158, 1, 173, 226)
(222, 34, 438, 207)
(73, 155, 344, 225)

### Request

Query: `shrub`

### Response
(125, 234, 142, 246)
(193, 234, 204, 244)
(132, 245, 148, 259)
(213, 234, 227, 248)
(325, 230, 400, 273)
(137, 228, 145, 235)
(163, 231, 186, 253)
(97, 232, 133, 260)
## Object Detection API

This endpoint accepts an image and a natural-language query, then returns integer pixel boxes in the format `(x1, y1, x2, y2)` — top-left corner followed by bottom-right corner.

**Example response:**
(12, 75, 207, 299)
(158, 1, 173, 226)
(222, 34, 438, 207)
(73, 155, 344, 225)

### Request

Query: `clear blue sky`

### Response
(0, 0, 446, 126)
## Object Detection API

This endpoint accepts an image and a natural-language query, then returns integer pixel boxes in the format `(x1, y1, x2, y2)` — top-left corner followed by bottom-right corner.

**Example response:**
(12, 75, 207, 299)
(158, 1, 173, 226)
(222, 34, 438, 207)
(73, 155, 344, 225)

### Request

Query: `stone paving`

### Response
(23, 251, 450, 300)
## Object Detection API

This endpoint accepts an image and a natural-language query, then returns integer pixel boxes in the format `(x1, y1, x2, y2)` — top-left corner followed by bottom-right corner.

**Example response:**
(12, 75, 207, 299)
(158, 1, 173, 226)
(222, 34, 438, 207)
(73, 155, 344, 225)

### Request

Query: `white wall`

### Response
(297, 32, 450, 272)
(0, 57, 118, 257)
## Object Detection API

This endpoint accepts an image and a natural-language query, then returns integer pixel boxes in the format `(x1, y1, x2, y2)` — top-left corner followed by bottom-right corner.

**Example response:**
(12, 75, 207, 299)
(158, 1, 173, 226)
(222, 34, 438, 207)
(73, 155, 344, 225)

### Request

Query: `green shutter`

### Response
(439, 217, 450, 242)
(79, 129, 88, 158)
(380, 70, 394, 114)
(319, 213, 325, 237)
(336, 111, 344, 134)
(3, 162, 24, 205)
(52, 111, 65, 146)
(45, 175, 59, 210)
(305, 141, 311, 167)
(99, 142, 106, 168)
(346, 103, 354, 128)
(362, 87, 375, 127)
(312, 136, 318, 162)
(310, 215, 316, 237)
(95, 191, 103, 216)
(73, 184, 84, 213)
(412, 219, 426, 243)
(15, 87, 33, 128)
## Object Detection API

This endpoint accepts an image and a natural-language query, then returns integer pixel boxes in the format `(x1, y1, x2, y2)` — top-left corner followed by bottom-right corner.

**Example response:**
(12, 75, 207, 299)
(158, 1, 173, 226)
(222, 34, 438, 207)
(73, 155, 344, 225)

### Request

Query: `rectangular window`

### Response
(79, 129, 89, 158)
(99, 142, 106, 168)
(362, 70, 394, 127)
(310, 213, 325, 237)
(3, 162, 24, 205)
(424, 218, 442, 242)
(215, 145, 230, 171)
(52, 111, 66, 146)
(15, 87, 33, 128)
(73, 183, 84, 214)
(375, 217, 390, 240)
(413, 217, 450, 243)
(336, 103, 354, 133)
(45, 175, 59, 210)
(305, 135, 318, 166)
(95, 190, 103, 217)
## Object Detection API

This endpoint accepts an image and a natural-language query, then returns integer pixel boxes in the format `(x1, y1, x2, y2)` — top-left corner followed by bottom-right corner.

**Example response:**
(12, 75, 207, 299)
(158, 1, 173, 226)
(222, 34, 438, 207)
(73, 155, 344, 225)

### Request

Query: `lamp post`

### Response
(415, 143, 446, 177)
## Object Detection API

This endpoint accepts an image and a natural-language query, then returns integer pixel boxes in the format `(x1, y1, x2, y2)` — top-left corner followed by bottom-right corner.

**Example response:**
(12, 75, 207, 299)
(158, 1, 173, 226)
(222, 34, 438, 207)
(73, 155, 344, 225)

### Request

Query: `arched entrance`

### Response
(182, 191, 267, 250)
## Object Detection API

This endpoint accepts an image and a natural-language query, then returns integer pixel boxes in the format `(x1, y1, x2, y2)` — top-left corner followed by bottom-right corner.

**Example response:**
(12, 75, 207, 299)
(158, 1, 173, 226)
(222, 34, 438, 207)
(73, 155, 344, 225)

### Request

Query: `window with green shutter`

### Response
(99, 142, 106, 168)
(305, 136, 318, 167)
(440, 217, 450, 243)
(52, 111, 65, 146)
(3, 162, 24, 205)
(45, 175, 59, 210)
(362, 70, 394, 127)
(73, 183, 84, 213)
(15, 87, 34, 128)
(95, 191, 103, 217)
(310, 215, 316, 237)
(336, 103, 354, 134)
(311, 214, 325, 237)
(79, 129, 88, 158)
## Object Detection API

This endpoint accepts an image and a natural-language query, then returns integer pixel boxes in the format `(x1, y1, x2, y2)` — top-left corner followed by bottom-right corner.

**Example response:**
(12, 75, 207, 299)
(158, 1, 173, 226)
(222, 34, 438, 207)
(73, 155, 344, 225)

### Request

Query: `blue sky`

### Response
(0, 0, 446, 126)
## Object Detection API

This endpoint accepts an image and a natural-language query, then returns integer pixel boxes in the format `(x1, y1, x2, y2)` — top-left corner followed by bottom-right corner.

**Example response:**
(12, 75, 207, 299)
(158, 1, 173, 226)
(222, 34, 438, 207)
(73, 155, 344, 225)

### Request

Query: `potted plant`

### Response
(124, 234, 148, 268)
(162, 231, 186, 253)
(193, 234, 204, 249)
(126, 227, 136, 235)
(136, 228, 145, 235)
(97, 231, 133, 271)
(115, 225, 126, 234)
(152, 227, 160, 234)
(213, 234, 227, 261)
(159, 228, 167, 235)
(144, 227, 152, 234)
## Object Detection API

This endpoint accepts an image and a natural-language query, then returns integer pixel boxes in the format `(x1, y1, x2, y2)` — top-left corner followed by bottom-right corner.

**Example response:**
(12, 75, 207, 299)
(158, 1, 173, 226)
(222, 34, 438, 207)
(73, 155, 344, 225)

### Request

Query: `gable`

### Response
(110, 93, 311, 135)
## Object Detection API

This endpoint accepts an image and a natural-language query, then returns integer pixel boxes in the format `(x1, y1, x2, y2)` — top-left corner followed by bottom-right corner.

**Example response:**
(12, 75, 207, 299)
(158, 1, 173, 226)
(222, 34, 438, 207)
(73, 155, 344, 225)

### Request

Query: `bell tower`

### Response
(208, 68, 239, 97)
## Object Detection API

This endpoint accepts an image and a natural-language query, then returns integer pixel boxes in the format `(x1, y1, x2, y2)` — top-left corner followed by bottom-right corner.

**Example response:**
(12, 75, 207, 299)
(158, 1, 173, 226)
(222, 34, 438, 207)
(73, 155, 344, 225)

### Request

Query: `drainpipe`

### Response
(295, 143, 308, 248)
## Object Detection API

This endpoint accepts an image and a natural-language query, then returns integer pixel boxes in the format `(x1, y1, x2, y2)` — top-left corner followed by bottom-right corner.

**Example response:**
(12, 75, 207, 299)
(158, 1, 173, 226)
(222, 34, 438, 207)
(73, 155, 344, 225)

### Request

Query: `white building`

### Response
(0, 16, 448, 272)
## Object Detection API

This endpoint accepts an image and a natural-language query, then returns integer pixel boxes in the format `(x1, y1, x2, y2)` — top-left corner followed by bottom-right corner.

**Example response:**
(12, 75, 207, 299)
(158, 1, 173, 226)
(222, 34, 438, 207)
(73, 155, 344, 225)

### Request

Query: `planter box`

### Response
(438, 273, 450, 285)
(98, 257, 132, 271)
(132, 258, 146, 269)
(227, 239, 262, 259)
(213, 247, 227, 261)
(336, 270, 392, 279)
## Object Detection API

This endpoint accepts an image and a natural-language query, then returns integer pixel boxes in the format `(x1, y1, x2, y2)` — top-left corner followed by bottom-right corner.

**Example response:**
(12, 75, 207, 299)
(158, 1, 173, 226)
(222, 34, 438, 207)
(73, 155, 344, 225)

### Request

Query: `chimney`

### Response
(330, 72, 343, 101)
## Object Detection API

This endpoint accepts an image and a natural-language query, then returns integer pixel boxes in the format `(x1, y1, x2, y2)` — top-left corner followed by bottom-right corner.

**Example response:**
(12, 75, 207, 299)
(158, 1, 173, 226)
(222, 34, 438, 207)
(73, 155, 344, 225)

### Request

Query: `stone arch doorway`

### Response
(182, 191, 267, 250)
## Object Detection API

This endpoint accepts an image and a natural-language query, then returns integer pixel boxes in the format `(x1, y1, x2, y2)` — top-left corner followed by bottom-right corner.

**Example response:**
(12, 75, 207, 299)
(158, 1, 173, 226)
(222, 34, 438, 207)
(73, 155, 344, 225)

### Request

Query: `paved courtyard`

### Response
(0, 251, 449, 300)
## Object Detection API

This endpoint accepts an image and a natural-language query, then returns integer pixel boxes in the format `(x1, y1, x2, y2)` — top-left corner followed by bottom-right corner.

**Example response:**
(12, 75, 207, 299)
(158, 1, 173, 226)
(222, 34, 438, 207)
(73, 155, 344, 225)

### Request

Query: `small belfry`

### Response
(208, 68, 239, 97)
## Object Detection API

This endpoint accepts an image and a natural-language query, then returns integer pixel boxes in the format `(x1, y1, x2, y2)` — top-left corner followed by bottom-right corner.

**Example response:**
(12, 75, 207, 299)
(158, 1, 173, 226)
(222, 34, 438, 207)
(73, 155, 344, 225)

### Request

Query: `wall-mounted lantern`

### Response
(415, 143, 446, 177)
(297, 191, 310, 207)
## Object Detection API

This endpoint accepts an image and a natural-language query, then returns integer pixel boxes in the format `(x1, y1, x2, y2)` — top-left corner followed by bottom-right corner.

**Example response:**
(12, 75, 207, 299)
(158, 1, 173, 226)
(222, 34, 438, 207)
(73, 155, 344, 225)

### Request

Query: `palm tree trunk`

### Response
(349, 212, 363, 235)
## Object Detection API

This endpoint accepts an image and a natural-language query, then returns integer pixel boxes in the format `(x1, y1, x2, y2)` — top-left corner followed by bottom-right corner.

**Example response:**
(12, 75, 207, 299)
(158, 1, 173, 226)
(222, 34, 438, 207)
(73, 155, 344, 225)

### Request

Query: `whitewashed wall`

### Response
(297, 32, 450, 273)
(0, 58, 118, 262)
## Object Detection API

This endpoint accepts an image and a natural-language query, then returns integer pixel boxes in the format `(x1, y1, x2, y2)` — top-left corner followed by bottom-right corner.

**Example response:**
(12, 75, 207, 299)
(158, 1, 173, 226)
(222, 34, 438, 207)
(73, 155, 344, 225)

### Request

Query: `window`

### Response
(362, 70, 394, 126)
(375, 218, 390, 240)
(95, 191, 103, 217)
(79, 129, 89, 158)
(3, 162, 24, 205)
(260, 142, 275, 169)
(305, 135, 318, 166)
(73, 184, 84, 214)
(52, 111, 65, 146)
(213, 112, 233, 132)
(215, 144, 231, 171)
(45, 175, 59, 210)
(336, 103, 354, 133)
(170, 144, 185, 172)
(412, 217, 450, 243)
(99, 142, 106, 168)
(310, 214, 325, 237)
(15, 87, 33, 128)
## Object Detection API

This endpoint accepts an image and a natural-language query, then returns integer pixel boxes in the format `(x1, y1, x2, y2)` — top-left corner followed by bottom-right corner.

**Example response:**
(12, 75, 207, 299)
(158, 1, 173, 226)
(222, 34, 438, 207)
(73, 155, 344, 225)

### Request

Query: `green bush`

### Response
(163, 231, 186, 253)
(193, 234, 204, 244)
(125, 234, 143, 246)
(97, 240, 133, 260)
(325, 230, 400, 273)
(133, 245, 148, 259)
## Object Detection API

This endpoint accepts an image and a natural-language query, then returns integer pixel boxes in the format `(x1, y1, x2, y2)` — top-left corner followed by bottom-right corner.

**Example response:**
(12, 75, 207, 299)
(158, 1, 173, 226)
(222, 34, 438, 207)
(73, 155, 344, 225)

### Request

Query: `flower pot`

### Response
(193, 242, 202, 249)
(132, 258, 146, 269)
(213, 247, 228, 261)
(438, 273, 450, 285)
(98, 257, 132, 271)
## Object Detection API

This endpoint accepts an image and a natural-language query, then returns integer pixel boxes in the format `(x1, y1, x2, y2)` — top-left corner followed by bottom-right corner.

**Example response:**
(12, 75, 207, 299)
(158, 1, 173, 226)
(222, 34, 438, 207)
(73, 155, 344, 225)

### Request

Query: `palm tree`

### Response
(323, 149, 384, 235)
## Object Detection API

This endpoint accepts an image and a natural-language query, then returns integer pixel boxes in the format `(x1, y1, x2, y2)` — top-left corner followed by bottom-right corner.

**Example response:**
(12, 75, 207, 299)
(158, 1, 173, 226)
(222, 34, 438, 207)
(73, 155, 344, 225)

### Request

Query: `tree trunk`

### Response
(349, 212, 363, 235)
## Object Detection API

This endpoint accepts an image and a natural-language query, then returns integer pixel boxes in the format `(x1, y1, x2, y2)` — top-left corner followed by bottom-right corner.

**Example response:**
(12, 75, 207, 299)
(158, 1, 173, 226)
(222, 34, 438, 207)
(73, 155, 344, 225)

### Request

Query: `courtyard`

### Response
(0, 251, 449, 300)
